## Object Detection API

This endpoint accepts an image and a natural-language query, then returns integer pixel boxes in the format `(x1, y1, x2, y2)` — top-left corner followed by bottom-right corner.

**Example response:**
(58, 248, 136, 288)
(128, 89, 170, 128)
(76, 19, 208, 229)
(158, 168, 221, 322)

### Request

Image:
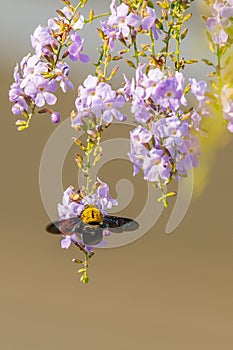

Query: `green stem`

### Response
(74, 1, 85, 12)
(85, 12, 110, 23)
(175, 33, 181, 71)
(164, 19, 174, 68)
(216, 45, 223, 89)
(86, 142, 92, 194)
(150, 28, 155, 57)
(53, 43, 62, 67)
(133, 39, 139, 67)
(103, 48, 109, 79)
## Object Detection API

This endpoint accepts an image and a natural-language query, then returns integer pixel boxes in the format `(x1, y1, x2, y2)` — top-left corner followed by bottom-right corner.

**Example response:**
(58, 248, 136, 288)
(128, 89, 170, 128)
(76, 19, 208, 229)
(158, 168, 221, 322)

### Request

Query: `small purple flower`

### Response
(96, 178, 118, 210)
(128, 126, 151, 176)
(24, 76, 57, 107)
(103, 229, 111, 236)
(20, 55, 48, 89)
(190, 78, 207, 108)
(11, 99, 28, 115)
(68, 32, 89, 63)
(142, 68, 164, 98)
(48, 7, 84, 31)
(31, 25, 55, 58)
(58, 186, 83, 219)
(143, 148, 172, 183)
(152, 72, 187, 112)
(152, 116, 189, 153)
(190, 109, 202, 131)
(9, 63, 29, 114)
(206, 0, 233, 45)
(100, 93, 126, 123)
(61, 234, 77, 249)
(107, 1, 139, 38)
(142, 7, 160, 40)
(54, 62, 74, 93)
(101, 21, 118, 50)
(9, 80, 23, 103)
(176, 136, 200, 175)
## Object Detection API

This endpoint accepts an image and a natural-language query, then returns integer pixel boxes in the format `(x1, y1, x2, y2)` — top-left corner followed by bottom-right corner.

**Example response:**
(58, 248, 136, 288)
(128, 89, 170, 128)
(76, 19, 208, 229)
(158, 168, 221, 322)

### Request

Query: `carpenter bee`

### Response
(46, 205, 139, 246)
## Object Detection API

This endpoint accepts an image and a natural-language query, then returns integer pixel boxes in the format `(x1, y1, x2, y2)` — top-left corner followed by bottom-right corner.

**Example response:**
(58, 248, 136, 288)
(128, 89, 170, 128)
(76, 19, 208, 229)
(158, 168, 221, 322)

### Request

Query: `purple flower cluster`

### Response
(58, 179, 118, 220)
(122, 64, 188, 123)
(128, 118, 200, 186)
(101, 1, 160, 50)
(123, 65, 205, 185)
(9, 5, 89, 128)
(206, 0, 233, 45)
(72, 75, 126, 127)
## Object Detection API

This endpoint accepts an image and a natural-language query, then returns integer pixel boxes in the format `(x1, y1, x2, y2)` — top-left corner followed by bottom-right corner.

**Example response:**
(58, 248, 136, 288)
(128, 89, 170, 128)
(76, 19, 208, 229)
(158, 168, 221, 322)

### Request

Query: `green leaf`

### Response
(72, 259, 83, 264)
(15, 120, 27, 126)
(62, 0, 71, 5)
(147, 1, 154, 8)
(75, 154, 83, 168)
(125, 59, 136, 69)
(140, 43, 151, 51)
(202, 59, 214, 66)
(93, 154, 102, 166)
(38, 108, 49, 114)
(156, 0, 169, 9)
(56, 10, 66, 18)
(181, 28, 188, 40)
(184, 83, 191, 94)
(112, 55, 123, 61)
(209, 41, 215, 53)
(166, 191, 177, 197)
(183, 13, 192, 22)
(207, 71, 216, 77)
(109, 65, 119, 79)
(97, 28, 105, 40)
(80, 274, 89, 284)
(17, 125, 29, 131)
(73, 138, 87, 151)
(89, 9, 94, 22)
(80, 0, 88, 7)
(185, 59, 198, 64)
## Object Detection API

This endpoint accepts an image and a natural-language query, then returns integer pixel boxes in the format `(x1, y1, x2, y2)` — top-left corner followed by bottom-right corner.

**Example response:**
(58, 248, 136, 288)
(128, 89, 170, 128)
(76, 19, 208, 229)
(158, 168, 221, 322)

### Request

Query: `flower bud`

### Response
(50, 112, 60, 123)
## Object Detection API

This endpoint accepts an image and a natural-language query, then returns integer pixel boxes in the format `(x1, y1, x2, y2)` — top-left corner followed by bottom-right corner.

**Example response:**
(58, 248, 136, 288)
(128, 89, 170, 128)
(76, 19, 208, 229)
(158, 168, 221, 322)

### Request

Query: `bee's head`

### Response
(81, 205, 103, 224)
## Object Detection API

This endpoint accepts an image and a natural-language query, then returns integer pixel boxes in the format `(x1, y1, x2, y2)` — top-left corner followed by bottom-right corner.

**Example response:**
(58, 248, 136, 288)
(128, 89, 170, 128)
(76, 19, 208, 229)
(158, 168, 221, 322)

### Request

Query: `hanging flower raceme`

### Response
(101, 1, 160, 51)
(206, 0, 233, 45)
(122, 64, 206, 188)
(71, 75, 127, 128)
(9, 0, 233, 283)
(9, 4, 89, 130)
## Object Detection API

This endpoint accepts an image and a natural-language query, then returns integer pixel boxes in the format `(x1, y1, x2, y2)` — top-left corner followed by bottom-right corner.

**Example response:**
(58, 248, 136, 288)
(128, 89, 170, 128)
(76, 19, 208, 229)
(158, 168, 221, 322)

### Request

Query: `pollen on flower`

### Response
(165, 91, 174, 98)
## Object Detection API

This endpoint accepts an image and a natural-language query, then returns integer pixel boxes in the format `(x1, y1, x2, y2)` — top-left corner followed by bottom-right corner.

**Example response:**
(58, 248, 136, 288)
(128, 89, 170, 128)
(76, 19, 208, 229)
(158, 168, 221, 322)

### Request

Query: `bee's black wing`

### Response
(46, 217, 82, 235)
(46, 217, 104, 246)
(46, 216, 139, 247)
(101, 216, 139, 233)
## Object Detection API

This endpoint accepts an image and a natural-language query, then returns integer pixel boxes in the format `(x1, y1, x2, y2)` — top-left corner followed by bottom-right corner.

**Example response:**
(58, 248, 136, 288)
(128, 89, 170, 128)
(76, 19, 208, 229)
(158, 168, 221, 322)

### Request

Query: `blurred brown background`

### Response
(1, 1, 233, 349)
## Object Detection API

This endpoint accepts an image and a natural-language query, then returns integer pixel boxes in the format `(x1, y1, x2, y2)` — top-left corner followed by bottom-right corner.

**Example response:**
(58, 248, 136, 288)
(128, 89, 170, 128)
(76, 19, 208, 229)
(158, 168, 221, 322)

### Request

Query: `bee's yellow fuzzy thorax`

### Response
(81, 205, 103, 224)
